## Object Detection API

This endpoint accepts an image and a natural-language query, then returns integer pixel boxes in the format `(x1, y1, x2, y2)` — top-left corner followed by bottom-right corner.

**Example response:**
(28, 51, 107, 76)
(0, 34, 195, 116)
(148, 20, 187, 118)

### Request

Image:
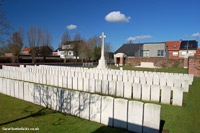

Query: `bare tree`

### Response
(73, 33, 81, 61)
(105, 42, 112, 62)
(87, 36, 101, 61)
(40, 29, 52, 62)
(7, 29, 24, 63)
(27, 26, 42, 63)
(60, 30, 71, 48)
(78, 40, 89, 62)
(60, 30, 71, 63)
(0, 1, 12, 54)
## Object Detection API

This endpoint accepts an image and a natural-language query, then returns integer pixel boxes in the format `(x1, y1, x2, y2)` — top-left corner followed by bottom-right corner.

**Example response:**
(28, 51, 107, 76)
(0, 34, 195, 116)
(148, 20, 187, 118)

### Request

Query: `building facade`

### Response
(179, 40, 198, 58)
(114, 42, 169, 65)
(142, 42, 169, 58)
(165, 40, 181, 59)
(56, 40, 82, 59)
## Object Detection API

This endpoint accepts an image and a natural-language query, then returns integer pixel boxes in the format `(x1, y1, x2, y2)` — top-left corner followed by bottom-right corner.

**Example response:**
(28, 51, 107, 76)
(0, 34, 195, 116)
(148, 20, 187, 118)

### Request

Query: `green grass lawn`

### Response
(0, 66, 199, 133)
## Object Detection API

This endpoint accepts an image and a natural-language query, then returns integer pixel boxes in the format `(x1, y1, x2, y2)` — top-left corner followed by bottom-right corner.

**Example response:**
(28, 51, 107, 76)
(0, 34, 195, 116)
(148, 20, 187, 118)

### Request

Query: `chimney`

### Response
(180, 39, 182, 42)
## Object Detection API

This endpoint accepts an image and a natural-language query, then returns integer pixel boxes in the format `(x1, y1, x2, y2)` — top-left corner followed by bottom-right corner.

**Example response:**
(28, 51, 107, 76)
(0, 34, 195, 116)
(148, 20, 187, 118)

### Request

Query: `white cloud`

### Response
(127, 35, 152, 42)
(66, 24, 77, 30)
(105, 11, 131, 23)
(192, 32, 200, 37)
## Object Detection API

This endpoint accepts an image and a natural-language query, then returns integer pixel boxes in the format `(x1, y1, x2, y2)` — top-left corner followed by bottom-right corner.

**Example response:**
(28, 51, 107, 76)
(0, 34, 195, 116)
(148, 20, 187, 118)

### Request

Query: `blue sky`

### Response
(2, 0, 200, 51)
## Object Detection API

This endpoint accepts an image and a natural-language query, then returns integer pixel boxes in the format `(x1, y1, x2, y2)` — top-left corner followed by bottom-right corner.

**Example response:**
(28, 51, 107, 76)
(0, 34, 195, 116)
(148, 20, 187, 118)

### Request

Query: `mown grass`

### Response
(0, 66, 199, 133)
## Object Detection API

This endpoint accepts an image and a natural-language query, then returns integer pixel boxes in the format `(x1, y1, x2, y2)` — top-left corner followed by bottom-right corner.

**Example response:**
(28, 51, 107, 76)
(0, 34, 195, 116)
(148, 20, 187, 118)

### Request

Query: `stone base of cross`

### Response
(97, 32, 108, 69)
(97, 57, 108, 69)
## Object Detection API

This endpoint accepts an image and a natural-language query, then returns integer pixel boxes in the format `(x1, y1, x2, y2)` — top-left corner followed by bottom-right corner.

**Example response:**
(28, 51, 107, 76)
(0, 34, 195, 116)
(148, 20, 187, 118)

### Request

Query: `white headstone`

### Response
(147, 77, 153, 85)
(10, 80, 15, 97)
(14, 80, 19, 98)
(34, 84, 41, 105)
(6, 79, 10, 95)
(124, 82, 132, 98)
(172, 88, 183, 106)
(182, 80, 189, 92)
(161, 86, 171, 104)
(72, 77, 78, 90)
(123, 75, 128, 82)
(133, 83, 142, 100)
(102, 80, 109, 95)
(103, 74, 108, 80)
(143, 103, 161, 133)
(108, 80, 116, 96)
(19, 81, 24, 100)
(128, 101, 144, 132)
(62, 89, 71, 114)
(95, 79, 102, 93)
(114, 98, 128, 129)
(51, 87, 58, 110)
(134, 77, 140, 84)
(117, 75, 123, 81)
(28, 83, 34, 103)
(160, 77, 167, 86)
(40, 85, 48, 107)
(0, 78, 3, 93)
(113, 74, 118, 81)
(153, 76, 159, 85)
(151, 85, 160, 102)
(62, 76, 68, 88)
(77, 78, 84, 91)
(89, 78, 96, 93)
(167, 78, 174, 87)
(101, 96, 114, 126)
(116, 81, 124, 97)
(58, 75, 63, 87)
(142, 84, 151, 101)
(71, 91, 80, 117)
(90, 94, 102, 123)
(140, 76, 146, 84)
(68, 76, 73, 89)
(2, 78, 6, 94)
(108, 74, 113, 81)
(24, 82, 29, 101)
(84, 78, 89, 92)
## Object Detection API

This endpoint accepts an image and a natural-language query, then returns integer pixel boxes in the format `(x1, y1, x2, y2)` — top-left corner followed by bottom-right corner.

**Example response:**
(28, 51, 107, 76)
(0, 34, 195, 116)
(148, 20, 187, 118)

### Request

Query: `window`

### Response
(172, 52, 178, 56)
(143, 50, 150, 57)
(174, 45, 177, 48)
(157, 50, 164, 56)
(188, 51, 194, 56)
(182, 51, 187, 55)
(68, 51, 73, 55)
(62, 45, 67, 49)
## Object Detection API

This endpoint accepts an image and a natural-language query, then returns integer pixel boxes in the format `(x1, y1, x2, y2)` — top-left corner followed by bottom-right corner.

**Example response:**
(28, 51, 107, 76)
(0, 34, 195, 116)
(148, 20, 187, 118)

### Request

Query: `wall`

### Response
(189, 56, 200, 77)
(143, 43, 167, 57)
(126, 57, 184, 67)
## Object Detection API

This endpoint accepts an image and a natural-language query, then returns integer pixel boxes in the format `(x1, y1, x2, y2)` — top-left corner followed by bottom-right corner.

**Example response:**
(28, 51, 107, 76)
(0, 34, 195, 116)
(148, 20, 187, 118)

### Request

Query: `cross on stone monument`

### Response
(97, 32, 108, 69)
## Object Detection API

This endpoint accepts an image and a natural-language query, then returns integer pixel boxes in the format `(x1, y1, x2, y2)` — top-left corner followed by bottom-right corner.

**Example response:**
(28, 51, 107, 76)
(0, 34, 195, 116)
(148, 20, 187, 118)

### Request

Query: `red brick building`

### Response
(165, 40, 181, 59)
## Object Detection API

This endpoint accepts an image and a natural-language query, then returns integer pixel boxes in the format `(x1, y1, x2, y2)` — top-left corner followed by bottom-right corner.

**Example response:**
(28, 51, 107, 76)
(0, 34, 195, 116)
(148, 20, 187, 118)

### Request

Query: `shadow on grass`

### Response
(0, 107, 56, 126)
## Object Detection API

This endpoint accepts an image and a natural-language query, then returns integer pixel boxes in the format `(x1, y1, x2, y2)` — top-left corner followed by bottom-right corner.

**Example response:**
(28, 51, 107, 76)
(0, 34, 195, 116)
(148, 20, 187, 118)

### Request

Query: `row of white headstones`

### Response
(0, 65, 193, 106)
(0, 76, 161, 133)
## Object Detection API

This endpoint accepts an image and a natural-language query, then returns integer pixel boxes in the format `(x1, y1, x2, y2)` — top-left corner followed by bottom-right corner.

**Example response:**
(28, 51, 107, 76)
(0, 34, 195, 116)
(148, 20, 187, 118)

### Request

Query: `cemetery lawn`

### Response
(0, 93, 129, 133)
